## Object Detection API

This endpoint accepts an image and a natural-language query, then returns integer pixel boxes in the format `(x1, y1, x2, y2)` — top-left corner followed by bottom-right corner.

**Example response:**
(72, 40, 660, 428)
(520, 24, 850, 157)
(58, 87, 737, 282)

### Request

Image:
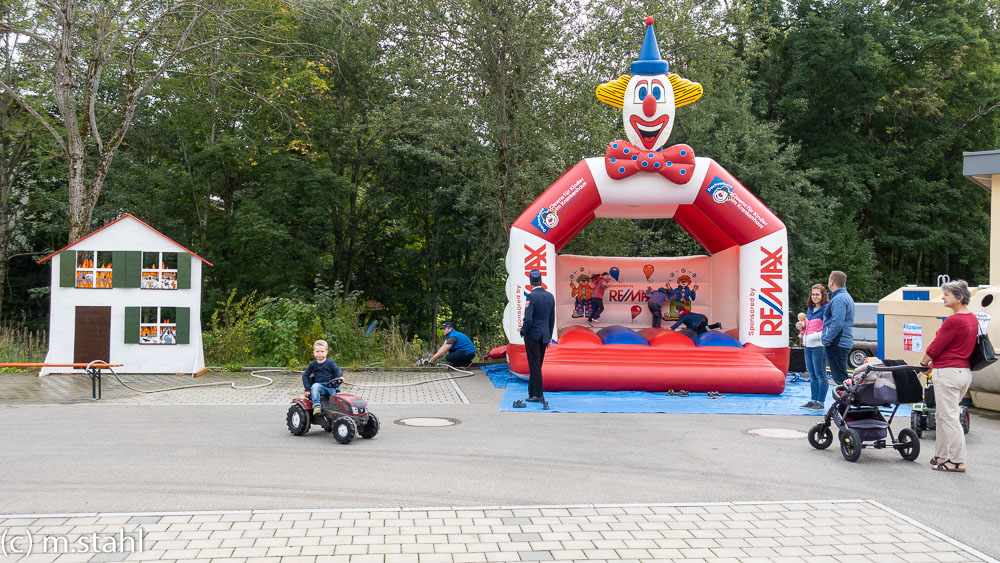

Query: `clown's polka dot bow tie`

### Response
(605, 141, 696, 184)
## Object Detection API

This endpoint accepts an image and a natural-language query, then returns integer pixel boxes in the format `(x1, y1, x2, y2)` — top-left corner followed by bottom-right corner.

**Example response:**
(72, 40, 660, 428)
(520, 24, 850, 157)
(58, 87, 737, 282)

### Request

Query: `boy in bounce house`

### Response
(500, 16, 789, 395)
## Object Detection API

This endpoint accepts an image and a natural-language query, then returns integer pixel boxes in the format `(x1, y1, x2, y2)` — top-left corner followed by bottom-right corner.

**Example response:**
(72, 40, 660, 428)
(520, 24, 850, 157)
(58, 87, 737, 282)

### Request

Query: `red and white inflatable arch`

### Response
(503, 155, 789, 394)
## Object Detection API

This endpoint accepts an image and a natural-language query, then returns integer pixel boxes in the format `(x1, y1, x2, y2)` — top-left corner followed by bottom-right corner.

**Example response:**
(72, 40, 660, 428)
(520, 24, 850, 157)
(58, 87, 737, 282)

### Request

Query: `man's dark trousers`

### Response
(826, 345, 850, 383)
(445, 350, 475, 367)
(525, 336, 546, 399)
(649, 303, 663, 328)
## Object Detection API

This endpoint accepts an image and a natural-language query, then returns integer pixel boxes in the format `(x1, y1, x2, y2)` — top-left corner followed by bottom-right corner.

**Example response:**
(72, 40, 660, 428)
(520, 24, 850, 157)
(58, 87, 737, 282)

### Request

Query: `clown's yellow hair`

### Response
(596, 74, 703, 109)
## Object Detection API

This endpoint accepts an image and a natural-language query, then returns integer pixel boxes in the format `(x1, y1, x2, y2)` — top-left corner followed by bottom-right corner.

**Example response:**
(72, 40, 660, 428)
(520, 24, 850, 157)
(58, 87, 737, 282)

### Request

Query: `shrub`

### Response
(203, 289, 260, 367)
(0, 326, 47, 363)
(370, 316, 423, 366)
(249, 297, 323, 367)
(315, 283, 371, 366)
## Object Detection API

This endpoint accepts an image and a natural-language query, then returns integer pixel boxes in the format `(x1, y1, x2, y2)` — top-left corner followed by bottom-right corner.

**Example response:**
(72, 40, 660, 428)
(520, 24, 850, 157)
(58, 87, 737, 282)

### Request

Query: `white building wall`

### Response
(41, 217, 207, 375)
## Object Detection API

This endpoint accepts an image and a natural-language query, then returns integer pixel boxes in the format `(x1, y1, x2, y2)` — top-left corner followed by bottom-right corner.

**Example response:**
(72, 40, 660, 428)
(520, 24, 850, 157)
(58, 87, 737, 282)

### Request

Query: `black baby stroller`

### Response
(807, 359, 925, 462)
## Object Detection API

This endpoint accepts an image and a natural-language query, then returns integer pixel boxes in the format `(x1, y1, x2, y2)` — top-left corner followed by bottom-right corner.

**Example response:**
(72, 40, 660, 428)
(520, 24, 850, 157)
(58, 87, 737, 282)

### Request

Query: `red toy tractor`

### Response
(286, 381, 379, 444)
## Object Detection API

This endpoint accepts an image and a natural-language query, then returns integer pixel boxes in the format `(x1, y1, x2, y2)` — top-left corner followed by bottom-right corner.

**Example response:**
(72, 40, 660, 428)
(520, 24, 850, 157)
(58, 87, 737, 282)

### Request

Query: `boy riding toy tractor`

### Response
(286, 379, 380, 444)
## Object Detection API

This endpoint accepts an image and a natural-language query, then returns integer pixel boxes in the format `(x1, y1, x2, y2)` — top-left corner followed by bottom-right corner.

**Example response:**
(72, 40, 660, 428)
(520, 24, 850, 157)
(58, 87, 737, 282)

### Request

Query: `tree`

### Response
(747, 0, 1000, 295)
(0, 0, 308, 241)
(0, 14, 40, 318)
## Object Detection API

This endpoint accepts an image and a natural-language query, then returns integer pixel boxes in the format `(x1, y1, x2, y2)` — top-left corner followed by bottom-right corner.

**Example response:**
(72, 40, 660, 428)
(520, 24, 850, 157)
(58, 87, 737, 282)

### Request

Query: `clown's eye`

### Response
(652, 86, 662, 100)
(632, 80, 649, 104)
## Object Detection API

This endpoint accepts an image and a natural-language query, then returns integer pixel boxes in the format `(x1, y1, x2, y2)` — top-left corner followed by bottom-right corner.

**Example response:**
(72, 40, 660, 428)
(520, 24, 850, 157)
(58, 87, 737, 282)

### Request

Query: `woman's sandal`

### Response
(929, 456, 946, 466)
(932, 460, 966, 473)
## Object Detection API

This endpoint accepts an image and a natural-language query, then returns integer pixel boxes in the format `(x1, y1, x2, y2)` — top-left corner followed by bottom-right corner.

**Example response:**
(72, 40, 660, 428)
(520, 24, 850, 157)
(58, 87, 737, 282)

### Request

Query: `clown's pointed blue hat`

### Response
(630, 16, 669, 75)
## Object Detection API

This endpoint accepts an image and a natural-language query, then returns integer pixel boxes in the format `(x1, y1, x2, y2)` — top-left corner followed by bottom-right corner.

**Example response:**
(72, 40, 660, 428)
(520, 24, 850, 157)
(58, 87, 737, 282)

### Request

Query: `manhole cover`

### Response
(744, 428, 807, 439)
(394, 417, 461, 427)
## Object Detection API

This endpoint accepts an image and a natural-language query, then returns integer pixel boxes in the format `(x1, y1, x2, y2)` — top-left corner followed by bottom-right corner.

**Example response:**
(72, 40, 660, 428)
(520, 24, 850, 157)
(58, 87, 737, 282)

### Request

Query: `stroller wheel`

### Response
(910, 413, 923, 438)
(961, 407, 970, 434)
(896, 428, 920, 461)
(807, 424, 833, 450)
(840, 428, 862, 462)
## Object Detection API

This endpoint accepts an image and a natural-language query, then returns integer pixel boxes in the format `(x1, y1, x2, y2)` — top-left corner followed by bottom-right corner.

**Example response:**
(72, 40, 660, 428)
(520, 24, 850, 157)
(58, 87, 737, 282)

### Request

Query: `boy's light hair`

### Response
(313, 339, 329, 349)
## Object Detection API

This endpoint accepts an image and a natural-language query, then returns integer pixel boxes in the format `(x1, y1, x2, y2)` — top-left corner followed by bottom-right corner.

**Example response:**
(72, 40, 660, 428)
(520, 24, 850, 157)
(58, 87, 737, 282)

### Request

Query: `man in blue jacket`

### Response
(822, 270, 855, 384)
(520, 269, 555, 403)
(646, 287, 669, 327)
(429, 321, 477, 367)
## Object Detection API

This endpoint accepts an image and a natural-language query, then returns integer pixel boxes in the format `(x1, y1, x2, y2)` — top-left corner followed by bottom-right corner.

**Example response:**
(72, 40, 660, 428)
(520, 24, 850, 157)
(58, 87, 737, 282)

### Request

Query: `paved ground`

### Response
(2, 368, 999, 562)
(0, 501, 992, 562)
(0, 370, 468, 405)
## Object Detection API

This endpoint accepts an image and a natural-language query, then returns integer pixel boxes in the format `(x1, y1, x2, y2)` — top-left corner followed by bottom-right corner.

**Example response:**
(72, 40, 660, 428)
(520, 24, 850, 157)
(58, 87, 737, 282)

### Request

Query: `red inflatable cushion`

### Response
(638, 327, 696, 348)
(556, 325, 603, 346)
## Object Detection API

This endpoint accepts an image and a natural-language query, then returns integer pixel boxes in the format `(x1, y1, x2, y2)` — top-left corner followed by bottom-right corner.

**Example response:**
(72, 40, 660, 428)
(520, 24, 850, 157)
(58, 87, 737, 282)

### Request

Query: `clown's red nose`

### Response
(643, 92, 657, 116)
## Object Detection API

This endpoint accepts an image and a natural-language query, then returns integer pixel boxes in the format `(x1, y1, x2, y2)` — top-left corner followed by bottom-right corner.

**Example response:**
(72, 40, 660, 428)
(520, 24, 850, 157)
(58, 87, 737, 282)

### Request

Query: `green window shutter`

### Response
(126, 251, 141, 288)
(177, 252, 192, 289)
(59, 250, 76, 287)
(124, 307, 140, 343)
(112, 251, 127, 288)
(175, 307, 190, 344)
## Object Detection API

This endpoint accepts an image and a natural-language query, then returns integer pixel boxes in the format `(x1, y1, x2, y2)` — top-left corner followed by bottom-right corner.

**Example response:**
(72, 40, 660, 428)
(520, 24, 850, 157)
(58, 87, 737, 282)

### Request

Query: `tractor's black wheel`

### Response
(910, 413, 923, 438)
(359, 412, 380, 439)
(896, 428, 920, 461)
(807, 423, 833, 450)
(840, 428, 862, 462)
(287, 404, 310, 436)
(961, 407, 971, 434)
(331, 416, 357, 444)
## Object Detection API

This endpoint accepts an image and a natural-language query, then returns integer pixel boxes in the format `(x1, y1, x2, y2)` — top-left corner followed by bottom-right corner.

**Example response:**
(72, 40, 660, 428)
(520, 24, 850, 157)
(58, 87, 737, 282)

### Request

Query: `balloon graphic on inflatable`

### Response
(643, 264, 655, 281)
(609, 267, 620, 281)
(631, 305, 642, 319)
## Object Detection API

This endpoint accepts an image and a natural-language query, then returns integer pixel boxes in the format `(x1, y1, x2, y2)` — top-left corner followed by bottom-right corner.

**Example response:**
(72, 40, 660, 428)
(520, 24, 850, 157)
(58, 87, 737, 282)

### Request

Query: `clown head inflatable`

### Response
(596, 17, 703, 151)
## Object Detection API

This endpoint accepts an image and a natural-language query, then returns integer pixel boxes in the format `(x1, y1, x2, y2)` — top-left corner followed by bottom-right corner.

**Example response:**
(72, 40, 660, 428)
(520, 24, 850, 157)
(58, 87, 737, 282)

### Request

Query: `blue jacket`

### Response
(445, 329, 476, 355)
(822, 288, 855, 348)
(302, 359, 343, 391)
(646, 287, 668, 306)
(520, 286, 555, 343)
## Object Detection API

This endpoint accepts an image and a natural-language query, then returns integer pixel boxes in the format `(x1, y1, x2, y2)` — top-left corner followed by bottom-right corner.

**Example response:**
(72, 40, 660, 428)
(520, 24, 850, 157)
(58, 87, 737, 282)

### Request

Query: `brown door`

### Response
(74, 306, 111, 363)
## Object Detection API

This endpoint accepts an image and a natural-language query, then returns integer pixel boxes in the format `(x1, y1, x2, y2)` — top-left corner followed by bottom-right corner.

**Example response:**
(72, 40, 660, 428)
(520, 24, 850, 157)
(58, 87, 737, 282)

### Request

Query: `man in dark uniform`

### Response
(520, 269, 555, 403)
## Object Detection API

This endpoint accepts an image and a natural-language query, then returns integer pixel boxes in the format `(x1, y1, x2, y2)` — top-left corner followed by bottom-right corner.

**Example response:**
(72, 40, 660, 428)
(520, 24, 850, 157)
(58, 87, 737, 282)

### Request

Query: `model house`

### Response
(37, 214, 212, 375)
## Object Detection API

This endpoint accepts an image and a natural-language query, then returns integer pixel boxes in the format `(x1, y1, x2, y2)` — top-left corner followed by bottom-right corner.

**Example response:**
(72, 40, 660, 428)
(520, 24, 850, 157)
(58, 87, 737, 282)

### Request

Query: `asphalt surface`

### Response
(1, 371, 998, 558)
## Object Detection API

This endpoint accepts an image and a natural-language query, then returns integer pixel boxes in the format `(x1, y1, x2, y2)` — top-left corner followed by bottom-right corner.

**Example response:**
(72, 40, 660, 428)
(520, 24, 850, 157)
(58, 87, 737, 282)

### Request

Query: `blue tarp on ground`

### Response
(485, 365, 913, 416)
(482, 363, 518, 388)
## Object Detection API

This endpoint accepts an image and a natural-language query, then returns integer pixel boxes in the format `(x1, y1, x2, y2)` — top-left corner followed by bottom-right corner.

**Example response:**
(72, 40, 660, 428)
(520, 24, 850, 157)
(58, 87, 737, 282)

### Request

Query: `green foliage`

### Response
(0, 326, 47, 363)
(313, 283, 370, 365)
(203, 289, 261, 367)
(249, 297, 323, 367)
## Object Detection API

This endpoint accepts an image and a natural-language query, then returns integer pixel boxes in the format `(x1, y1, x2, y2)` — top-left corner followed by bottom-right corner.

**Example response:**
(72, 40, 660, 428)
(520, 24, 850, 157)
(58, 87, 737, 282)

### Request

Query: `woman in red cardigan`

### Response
(921, 280, 978, 473)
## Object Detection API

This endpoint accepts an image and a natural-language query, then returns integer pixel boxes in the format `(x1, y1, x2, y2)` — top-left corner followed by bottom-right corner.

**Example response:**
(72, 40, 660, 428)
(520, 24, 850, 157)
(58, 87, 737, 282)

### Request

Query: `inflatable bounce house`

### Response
(502, 17, 789, 394)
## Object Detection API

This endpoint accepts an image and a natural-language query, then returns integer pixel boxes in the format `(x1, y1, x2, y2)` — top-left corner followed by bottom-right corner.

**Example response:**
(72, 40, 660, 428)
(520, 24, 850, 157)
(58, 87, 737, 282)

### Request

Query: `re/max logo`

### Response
(758, 246, 783, 336)
(523, 244, 547, 290)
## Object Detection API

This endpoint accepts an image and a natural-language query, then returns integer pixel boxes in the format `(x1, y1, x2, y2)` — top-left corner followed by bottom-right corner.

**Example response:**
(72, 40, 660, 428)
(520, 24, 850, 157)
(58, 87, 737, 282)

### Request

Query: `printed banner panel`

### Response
(555, 254, 717, 328)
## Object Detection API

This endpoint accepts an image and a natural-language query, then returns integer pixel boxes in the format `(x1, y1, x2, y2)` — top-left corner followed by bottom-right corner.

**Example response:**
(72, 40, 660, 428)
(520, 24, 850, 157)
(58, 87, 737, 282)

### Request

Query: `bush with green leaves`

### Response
(204, 285, 424, 369)
(203, 289, 260, 367)
(249, 297, 324, 367)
